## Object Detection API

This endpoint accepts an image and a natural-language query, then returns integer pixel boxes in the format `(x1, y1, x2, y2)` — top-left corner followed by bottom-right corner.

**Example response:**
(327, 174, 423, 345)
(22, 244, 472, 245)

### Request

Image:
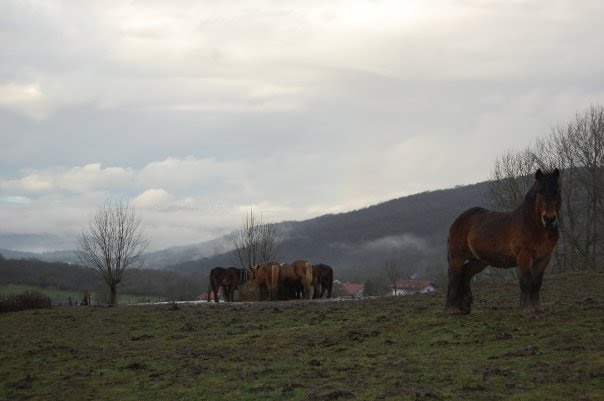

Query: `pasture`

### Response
(1, 271, 602, 401)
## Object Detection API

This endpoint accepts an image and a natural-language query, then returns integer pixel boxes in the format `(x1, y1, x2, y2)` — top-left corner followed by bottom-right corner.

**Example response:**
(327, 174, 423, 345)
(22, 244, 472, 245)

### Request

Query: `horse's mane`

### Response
(523, 181, 538, 204)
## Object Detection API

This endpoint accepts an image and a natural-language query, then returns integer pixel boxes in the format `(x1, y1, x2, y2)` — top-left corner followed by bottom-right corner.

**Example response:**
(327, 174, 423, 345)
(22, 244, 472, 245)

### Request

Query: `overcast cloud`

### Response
(1, 0, 603, 252)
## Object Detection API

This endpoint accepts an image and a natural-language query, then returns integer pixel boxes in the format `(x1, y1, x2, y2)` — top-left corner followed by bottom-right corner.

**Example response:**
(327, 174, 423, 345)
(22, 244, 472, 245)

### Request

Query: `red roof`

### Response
(342, 283, 364, 295)
(395, 280, 435, 290)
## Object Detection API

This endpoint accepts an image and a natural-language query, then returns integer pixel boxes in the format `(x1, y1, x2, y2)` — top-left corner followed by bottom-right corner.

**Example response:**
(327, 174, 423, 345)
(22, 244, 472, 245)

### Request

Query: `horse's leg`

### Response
(446, 256, 465, 314)
(517, 252, 537, 317)
(459, 260, 487, 314)
(225, 286, 231, 302)
(212, 283, 220, 303)
(530, 255, 551, 314)
(304, 283, 312, 300)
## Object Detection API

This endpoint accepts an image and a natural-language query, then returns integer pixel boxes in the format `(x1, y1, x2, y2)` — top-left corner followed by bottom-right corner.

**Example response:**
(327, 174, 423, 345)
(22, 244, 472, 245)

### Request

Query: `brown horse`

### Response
(280, 260, 314, 300)
(446, 169, 561, 316)
(207, 267, 241, 303)
(252, 262, 281, 301)
(312, 263, 334, 299)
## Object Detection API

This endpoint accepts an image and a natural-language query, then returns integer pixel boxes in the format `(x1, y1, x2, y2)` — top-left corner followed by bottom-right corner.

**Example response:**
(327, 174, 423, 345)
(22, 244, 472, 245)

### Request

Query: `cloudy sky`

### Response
(1, 0, 603, 252)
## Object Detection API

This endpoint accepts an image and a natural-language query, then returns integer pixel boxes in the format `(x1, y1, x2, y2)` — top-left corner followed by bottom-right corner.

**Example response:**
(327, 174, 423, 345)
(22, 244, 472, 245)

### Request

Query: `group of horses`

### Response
(207, 260, 333, 303)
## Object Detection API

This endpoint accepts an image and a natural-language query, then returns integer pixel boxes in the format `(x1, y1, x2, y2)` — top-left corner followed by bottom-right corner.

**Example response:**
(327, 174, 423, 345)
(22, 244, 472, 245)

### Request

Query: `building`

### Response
(341, 282, 365, 298)
(392, 280, 437, 296)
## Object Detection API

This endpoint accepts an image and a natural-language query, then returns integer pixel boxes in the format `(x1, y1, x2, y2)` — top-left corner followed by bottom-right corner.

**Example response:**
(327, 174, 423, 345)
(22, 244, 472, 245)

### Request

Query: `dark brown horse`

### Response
(312, 263, 334, 299)
(207, 267, 241, 303)
(446, 169, 561, 316)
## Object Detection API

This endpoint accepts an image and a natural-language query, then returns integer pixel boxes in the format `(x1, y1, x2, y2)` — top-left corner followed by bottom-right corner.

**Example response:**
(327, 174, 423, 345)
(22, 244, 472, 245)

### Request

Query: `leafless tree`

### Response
(233, 210, 280, 269)
(383, 252, 404, 296)
(489, 148, 538, 212)
(489, 104, 604, 272)
(77, 201, 149, 305)
(569, 105, 604, 269)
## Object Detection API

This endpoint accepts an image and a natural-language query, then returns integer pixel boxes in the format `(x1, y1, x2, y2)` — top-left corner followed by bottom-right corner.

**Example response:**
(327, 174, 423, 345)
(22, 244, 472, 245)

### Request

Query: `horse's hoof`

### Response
(521, 308, 538, 318)
(446, 306, 463, 315)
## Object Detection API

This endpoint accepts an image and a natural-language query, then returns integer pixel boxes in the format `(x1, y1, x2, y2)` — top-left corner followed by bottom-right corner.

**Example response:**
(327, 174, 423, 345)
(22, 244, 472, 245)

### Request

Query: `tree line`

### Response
(489, 104, 603, 272)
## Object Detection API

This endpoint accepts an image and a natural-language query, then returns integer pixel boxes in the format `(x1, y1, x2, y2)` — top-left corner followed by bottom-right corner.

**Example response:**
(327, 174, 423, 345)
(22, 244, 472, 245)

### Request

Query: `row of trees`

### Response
(489, 104, 604, 272)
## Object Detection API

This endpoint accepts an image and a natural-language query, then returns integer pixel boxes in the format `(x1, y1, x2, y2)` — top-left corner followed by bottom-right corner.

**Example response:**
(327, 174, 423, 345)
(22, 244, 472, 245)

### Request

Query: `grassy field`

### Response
(1, 271, 602, 401)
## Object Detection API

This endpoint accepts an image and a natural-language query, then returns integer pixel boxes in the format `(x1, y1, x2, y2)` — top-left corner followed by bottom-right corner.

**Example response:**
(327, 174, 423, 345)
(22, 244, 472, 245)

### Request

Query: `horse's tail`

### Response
(207, 269, 215, 302)
(305, 261, 313, 286)
(304, 261, 313, 299)
(270, 263, 280, 300)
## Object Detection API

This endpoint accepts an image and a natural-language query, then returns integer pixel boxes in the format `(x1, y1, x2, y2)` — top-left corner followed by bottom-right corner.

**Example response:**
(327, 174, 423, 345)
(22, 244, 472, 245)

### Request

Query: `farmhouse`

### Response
(392, 280, 437, 296)
(341, 282, 365, 298)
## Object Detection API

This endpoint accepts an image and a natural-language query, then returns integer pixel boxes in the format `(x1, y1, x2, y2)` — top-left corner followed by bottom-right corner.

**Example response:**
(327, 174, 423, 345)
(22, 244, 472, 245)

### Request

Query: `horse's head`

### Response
(534, 168, 561, 229)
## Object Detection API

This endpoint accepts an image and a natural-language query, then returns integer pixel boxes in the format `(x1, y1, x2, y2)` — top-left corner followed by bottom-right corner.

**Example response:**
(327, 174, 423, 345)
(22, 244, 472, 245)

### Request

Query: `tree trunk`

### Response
(110, 285, 117, 306)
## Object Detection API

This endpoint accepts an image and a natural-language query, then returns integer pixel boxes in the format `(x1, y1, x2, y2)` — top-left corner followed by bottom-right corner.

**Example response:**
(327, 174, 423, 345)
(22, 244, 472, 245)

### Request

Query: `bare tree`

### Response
(383, 252, 404, 296)
(489, 148, 538, 211)
(489, 104, 604, 272)
(569, 105, 604, 269)
(77, 201, 149, 305)
(233, 210, 280, 269)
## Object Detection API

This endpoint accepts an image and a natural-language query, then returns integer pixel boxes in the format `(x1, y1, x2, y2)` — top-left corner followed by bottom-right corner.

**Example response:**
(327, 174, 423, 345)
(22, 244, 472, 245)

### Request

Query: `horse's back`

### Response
(292, 260, 313, 284)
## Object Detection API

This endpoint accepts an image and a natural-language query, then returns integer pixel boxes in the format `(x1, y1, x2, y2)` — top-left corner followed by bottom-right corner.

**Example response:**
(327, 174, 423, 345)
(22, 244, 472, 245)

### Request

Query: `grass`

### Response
(0, 271, 602, 401)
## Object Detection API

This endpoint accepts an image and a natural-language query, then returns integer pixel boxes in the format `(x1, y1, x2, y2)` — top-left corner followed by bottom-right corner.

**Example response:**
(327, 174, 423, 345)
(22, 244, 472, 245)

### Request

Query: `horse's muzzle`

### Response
(541, 214, 558, 229)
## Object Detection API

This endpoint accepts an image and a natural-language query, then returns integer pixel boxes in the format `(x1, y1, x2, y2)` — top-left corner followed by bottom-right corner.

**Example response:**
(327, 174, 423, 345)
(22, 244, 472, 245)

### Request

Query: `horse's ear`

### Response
(535, 169, 544, 181)
(553, 168, 560, 179)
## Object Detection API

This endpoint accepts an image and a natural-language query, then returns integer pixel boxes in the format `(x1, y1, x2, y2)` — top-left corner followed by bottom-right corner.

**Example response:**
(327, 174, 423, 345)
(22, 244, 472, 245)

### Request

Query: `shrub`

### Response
(0, 290, 51, 313)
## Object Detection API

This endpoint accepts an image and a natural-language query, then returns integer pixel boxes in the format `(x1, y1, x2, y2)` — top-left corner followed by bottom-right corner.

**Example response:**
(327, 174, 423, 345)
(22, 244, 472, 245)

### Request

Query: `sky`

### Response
(1, 0, 603, 252)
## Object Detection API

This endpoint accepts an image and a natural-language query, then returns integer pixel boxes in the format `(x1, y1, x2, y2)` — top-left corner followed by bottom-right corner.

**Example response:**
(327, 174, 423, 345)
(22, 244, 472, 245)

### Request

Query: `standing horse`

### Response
(280, 260, 314, 300)
(312, 263, 334, 299)
(252, 262, 281, 301)
(446, 169, 560, 316)
(207, 267, 241, 303)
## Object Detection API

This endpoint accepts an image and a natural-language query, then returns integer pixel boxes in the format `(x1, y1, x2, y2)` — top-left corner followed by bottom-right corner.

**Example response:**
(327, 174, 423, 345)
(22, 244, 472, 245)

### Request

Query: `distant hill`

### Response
(0, 248, 80, 264)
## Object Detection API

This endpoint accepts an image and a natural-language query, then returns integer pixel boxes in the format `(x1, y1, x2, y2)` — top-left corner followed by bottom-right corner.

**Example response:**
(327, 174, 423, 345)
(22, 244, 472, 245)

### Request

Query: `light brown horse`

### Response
(252, 262, 281, 301)
(312, 263, 334, 299)
(446, 169, 561, 316)
(280, 260, 314, 300)
(207, 267, 241, 303)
